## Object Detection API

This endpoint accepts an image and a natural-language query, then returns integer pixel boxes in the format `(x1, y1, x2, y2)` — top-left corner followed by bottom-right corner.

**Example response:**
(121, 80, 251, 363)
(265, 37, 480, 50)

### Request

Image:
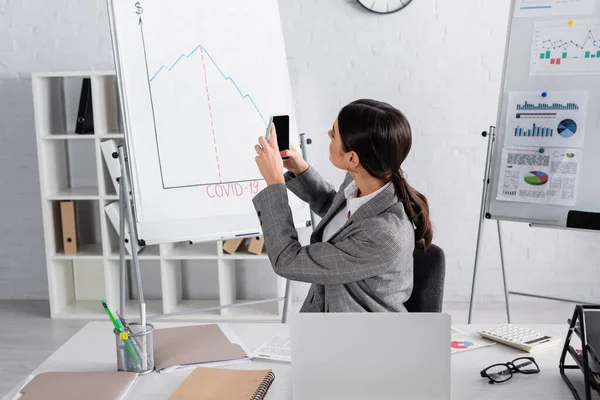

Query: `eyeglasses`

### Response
(480, 357, 540, 384)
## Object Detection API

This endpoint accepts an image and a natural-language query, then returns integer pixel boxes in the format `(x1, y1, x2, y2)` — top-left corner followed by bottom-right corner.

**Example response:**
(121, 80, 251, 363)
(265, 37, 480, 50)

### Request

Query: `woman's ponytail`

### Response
(337, 99, 434, 249)
(390, 171, 433, 250)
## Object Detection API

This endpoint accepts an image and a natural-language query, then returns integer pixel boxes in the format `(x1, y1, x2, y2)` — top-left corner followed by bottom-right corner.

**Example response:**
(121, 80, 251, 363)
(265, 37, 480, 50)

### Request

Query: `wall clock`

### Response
(356, 0, 413, 14)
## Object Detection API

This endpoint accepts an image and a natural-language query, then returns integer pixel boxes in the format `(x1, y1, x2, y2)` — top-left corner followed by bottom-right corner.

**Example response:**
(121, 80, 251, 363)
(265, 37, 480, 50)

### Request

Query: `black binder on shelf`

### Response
(560, 304, 600, 400)
(75, 78, 94, 134)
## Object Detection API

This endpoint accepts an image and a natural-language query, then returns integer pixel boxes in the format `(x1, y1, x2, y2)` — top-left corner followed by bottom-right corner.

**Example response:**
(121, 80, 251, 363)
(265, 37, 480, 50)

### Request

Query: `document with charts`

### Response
(530, 19, 600, 76)
(248, 335, 292, 363)
(497, 146, 582, 206)
(451, 328, 493, 354)
(504, 91, 588, 148)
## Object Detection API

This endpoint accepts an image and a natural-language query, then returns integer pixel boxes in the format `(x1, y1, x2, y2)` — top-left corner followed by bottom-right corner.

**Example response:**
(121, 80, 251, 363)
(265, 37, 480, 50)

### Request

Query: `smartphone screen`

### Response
(272, 115, 290, 151)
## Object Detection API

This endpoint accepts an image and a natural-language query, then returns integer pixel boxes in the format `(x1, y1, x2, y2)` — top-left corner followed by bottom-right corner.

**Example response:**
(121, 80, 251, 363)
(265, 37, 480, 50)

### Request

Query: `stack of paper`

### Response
(248, 335, 292, 363)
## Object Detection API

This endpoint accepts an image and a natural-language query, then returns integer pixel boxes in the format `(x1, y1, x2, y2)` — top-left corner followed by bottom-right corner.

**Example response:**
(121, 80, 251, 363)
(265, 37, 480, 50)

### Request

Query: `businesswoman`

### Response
(253, 99, 432, 313)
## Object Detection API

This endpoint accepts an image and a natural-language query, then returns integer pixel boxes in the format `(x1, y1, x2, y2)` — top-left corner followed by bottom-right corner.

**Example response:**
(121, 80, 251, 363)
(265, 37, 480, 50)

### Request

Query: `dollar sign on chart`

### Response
(135, 2, 143, 15)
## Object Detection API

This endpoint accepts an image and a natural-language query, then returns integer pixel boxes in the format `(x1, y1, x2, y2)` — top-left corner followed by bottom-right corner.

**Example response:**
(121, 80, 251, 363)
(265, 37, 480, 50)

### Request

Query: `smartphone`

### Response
(267, 114, 290, 158)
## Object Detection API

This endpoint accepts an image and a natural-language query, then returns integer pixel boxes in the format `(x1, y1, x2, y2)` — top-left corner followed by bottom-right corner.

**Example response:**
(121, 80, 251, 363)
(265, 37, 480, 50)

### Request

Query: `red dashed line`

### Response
(200, 48, 222, 182)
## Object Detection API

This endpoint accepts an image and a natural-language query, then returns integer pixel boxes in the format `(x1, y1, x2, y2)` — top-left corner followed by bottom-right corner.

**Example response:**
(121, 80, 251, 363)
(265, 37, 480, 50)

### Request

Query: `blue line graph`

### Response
(149, 44, 267, 125)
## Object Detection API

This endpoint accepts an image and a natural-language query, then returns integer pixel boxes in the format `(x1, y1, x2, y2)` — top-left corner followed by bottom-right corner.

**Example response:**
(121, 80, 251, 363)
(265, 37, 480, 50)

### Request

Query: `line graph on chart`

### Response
(531, 19, 600, 75)
(138, 10, 268, 189)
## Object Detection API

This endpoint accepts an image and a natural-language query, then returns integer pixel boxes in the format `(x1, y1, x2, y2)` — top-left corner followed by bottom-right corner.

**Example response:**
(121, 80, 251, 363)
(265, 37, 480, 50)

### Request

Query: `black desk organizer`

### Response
(560, 305, 600, 400)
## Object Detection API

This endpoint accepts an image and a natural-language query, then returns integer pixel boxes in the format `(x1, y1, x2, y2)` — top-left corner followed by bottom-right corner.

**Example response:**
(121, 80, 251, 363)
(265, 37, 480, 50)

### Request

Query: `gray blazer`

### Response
(252, 166, 415, 312)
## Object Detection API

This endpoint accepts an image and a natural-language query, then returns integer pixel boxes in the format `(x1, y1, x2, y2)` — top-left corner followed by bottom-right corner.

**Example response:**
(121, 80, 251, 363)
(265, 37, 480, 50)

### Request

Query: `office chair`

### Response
(404, 244, 446, 313)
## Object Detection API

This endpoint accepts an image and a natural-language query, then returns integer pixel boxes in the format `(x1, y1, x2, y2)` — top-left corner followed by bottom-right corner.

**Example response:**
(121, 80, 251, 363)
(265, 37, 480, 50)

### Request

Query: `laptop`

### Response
(290, 312, 451, 400)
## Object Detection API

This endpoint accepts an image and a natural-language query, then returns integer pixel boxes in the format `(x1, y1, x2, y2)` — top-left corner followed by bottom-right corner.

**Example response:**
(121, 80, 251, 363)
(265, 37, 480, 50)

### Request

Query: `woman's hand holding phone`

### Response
(255, 124, 285, 186)
(280, 147, 309, 177)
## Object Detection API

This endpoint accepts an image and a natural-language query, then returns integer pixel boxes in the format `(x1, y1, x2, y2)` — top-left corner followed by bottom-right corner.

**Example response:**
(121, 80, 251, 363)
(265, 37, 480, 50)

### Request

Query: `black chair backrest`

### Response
(404, 244, 446, 313)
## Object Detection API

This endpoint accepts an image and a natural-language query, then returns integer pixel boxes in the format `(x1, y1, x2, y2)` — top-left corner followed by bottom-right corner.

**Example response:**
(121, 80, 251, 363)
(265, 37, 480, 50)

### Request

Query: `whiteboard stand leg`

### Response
(497, 220, 511, 323)
(298, 132, 317, 320)
(118, 145, 148, 370)
(282, 280, 292, 323)
(118, 154, 126, 317)
(468, 127, 496, 324)
(508, 292, 595, 304)
(117, 146, 146, 323)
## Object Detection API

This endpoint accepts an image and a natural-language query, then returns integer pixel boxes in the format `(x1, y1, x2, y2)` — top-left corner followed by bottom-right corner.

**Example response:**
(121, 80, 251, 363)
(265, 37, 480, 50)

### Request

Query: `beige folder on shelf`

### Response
(153, 324, 248, 372)
(60, 200, 78, 255)
(169, 367, 275, 400)
(248, 236, 265, 255)
(18, 371, 137, 400)
(223, 238, 244, 254)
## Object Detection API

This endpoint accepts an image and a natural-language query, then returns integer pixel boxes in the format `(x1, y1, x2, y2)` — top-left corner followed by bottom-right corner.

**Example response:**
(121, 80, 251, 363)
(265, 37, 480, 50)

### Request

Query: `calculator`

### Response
(478, 324, 562, 352)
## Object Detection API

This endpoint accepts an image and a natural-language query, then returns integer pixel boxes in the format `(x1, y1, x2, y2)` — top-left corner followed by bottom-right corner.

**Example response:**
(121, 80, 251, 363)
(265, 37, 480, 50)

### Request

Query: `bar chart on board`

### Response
(504, 91, 588, 147)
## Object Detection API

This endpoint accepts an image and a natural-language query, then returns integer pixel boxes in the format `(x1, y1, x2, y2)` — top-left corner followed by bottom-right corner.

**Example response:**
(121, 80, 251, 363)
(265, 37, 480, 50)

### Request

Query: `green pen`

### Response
(102, 301, 140, 368)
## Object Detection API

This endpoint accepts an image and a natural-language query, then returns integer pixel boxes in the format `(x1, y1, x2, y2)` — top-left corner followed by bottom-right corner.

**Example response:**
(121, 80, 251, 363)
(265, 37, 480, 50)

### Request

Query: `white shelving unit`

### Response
(32, 70, 285, 321)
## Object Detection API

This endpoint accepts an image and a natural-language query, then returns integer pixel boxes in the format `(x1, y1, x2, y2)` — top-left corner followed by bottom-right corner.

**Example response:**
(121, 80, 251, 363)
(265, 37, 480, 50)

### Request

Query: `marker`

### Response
(568, 20, 575, 26)
(541, 92, 547, 98)
(539, 148, 545, 154)
(236, 232, 260, 237)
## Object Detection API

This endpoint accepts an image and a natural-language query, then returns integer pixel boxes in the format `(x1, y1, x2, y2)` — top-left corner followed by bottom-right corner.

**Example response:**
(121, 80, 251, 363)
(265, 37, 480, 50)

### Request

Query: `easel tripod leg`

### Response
(282, 279, 291, 323)
(119, 169, 126, 316)
(118, 146, 145, 318)
(468, 128, 496, 324)
(497, 220, 511, 323)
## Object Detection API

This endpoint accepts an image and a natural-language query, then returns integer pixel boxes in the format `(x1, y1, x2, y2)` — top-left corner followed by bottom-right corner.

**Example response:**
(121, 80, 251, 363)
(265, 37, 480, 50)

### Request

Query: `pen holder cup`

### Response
(114, 322, 154, 375)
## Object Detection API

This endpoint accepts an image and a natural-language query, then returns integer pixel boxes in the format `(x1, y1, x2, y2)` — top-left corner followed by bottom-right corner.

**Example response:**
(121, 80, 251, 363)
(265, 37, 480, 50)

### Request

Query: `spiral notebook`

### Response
(168, 367, 275, 400)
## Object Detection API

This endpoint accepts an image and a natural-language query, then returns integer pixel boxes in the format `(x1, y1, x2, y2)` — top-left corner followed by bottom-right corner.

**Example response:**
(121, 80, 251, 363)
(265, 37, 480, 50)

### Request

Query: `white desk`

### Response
(2, 322, 597, 399)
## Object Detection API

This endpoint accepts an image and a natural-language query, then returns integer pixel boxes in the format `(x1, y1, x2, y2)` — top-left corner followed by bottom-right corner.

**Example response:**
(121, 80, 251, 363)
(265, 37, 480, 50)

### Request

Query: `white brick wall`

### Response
(1, 0, 599, 303)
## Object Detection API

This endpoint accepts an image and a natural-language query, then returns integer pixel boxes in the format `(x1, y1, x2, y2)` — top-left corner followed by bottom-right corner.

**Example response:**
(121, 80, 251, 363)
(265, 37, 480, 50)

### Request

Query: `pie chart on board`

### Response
(524, 171, 549, 186)
(557, 119, 577, 138)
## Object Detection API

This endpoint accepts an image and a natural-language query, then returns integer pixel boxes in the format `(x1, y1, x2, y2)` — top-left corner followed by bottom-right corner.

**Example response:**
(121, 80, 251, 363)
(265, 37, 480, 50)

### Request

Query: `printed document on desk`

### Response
(248, 335, 292, 363)
(451, 328, 494, 354)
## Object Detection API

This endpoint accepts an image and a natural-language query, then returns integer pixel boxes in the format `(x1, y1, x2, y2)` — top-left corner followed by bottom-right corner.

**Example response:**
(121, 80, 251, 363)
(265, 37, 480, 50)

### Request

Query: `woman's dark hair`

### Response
(337, 99, 433, 248)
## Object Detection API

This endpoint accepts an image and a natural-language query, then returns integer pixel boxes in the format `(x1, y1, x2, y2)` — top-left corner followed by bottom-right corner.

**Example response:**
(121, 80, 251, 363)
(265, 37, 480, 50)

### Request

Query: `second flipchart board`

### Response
(486, 0, 600, 230)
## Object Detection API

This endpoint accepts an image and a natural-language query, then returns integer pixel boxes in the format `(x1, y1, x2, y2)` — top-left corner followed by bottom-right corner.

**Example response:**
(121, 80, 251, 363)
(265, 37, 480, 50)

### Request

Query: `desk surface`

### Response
(2, 322, 597, 400)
